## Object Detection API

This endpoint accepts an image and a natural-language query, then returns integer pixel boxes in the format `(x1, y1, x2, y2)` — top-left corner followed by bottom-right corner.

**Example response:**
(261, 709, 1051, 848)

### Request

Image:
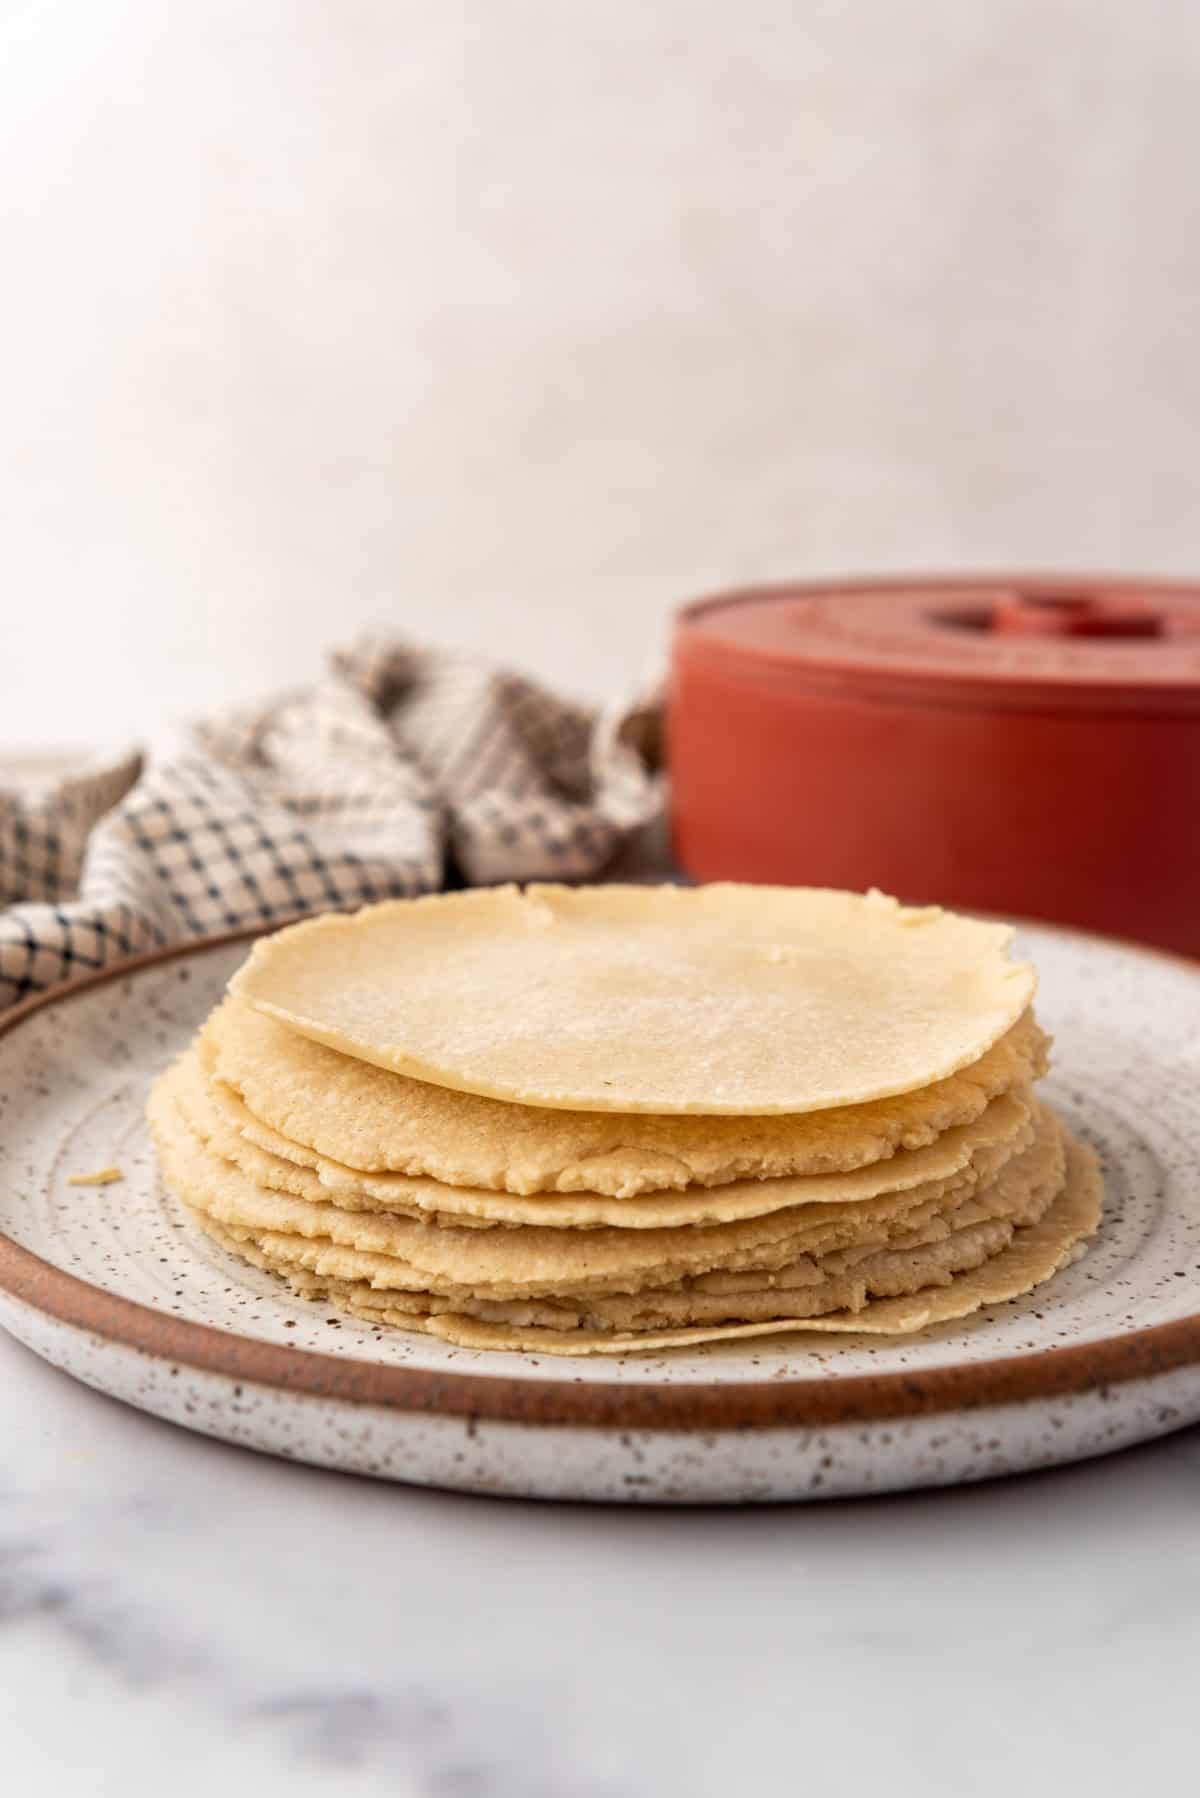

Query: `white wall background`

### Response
(3, 0, 1200, 748)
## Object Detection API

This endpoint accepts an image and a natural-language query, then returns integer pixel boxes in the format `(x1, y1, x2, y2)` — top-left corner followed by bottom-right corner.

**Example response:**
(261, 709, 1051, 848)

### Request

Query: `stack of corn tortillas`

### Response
(146, 885, 1103, 1357)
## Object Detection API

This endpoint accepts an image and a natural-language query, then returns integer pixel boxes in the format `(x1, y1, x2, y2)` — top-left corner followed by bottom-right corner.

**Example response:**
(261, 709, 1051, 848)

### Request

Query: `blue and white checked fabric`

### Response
(0, 639, 661, 1011)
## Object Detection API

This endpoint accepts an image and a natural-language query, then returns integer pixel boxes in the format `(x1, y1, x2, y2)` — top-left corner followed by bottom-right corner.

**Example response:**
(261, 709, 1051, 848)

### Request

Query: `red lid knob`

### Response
(990, 590, 1164, 639)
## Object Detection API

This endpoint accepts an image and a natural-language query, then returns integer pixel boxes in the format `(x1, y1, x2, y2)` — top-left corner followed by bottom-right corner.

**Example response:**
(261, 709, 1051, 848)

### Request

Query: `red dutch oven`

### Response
(668, 575, 1200, 957)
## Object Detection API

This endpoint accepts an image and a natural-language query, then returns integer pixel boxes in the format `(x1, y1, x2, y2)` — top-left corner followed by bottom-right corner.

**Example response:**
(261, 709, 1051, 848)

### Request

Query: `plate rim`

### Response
(1, 922, 1197, 1434)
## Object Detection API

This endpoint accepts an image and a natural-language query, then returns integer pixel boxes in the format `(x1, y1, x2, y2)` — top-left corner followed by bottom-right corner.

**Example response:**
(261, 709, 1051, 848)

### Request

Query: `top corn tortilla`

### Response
(230, 884, 1036, 1116)
(206, 997, 1048, 1197)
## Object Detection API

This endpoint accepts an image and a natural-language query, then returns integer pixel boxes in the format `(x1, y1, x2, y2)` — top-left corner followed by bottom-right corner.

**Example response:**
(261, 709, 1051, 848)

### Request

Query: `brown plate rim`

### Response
(0, 921, 1197, 1434)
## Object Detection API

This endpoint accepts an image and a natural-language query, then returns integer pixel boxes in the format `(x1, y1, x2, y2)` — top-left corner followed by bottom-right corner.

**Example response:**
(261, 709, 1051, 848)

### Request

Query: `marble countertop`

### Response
(1, 1327, 1194, 1797)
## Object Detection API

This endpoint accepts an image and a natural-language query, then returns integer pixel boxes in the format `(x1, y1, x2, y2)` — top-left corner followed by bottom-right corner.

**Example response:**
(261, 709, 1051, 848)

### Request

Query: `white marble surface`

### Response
(0, 1323, 1194, 1796)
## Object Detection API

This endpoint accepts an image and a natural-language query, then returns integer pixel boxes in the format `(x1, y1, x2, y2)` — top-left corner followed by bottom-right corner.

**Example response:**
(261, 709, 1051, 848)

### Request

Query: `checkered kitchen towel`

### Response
(0, 639, 662, 1012)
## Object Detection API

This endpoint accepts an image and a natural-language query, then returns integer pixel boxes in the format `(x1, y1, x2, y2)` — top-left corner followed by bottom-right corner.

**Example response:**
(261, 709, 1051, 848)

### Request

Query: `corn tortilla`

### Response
(150, 1071, 1051, 1297)
(186, 1134, 1100, 1355)
(170, 1045, 1035, 1230)
(151, 1074, 1057, 1301)
(229, 885, 1036, 1116)
(207, 996, 1048, 1196)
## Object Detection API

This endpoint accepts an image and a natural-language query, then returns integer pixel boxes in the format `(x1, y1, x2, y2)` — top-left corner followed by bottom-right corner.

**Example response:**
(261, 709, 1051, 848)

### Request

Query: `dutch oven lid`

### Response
(676, 576, 1200, 713)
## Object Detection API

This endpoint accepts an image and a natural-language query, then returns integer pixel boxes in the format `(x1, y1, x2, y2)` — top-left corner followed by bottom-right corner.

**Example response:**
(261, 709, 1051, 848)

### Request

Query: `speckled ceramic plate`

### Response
(0, 924, 1197, 1504)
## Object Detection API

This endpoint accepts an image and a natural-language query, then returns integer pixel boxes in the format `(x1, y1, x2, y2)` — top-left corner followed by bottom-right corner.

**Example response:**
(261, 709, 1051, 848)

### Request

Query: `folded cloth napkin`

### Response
(0, 639, 662, 1012)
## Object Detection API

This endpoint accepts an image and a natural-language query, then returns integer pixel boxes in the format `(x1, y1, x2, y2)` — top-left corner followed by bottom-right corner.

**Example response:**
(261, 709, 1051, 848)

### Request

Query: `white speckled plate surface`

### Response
(0, 924, 1198, 1504)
